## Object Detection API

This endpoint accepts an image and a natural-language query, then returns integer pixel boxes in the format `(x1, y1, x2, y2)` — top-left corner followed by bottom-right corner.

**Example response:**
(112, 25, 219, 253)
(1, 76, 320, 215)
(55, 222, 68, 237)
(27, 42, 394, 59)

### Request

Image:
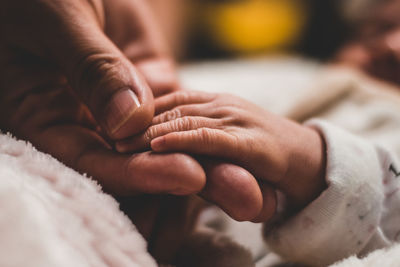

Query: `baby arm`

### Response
(117, 90, 327, 210)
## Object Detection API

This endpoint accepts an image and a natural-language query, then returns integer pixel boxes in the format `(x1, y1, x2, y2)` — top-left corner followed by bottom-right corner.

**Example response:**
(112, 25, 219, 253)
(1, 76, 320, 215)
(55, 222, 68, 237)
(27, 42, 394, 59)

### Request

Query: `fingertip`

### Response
(115, 135, 150, 153)
(225, 171, 263, 222)
(125, 152, 206, 195)
(201, 162, 263, 222)
(150, 136, 166, 151)
(165, 153, 207, 195)
(251, 185, 277, 223)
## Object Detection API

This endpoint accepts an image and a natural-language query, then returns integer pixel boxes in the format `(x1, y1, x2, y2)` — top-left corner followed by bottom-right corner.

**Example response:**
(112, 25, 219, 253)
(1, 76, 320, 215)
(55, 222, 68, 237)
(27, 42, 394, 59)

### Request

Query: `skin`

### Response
(0, 0, 200, 197)
(117, 91, 327, 211)
(0, 0, 270, 262)
(337, 0, 400, 85)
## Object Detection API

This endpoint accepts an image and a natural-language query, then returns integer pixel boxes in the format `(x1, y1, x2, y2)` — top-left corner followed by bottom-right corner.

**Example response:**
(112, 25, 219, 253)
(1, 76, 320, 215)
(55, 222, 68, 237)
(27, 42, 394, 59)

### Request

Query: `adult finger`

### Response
(251, 184, 277, 223)
(199, 160, 263, 221)
(1, 0, 154, 140)
(34, 125, 206, 196)
(101, 0, 180, 96)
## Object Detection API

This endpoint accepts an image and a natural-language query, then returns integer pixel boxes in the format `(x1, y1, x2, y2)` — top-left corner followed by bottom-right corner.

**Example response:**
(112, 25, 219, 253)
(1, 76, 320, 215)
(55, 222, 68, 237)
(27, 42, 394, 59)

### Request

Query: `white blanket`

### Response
(0, 134, 156, 267)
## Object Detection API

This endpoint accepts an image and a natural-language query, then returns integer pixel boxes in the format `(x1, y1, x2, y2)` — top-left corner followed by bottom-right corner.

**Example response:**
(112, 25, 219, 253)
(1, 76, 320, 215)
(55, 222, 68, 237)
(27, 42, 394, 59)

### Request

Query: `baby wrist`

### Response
(277, 123, 327, 210)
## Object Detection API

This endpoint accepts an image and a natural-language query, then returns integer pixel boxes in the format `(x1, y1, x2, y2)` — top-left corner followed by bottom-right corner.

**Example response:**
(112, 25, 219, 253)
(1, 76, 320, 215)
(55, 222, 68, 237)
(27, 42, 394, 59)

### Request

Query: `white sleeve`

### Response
(264, 119, 400, 266)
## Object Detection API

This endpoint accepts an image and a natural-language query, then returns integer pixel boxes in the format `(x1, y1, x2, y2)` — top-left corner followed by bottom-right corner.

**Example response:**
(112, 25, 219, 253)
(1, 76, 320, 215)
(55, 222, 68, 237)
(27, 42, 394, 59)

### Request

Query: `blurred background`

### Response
(147, 0, 378, 62)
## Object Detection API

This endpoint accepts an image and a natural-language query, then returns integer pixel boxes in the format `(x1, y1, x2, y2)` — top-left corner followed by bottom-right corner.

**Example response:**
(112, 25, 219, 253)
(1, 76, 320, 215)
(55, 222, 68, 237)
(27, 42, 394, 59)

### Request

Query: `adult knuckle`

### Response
(84, 0, 103, 19)
(74, 52, 122, 106)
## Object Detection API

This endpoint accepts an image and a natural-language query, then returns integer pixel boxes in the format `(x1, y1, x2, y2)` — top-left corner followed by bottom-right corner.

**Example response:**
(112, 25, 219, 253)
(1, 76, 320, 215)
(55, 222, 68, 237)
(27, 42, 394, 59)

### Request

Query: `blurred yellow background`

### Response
(201, 0, 307, 53)
(148, 0, 348, 60)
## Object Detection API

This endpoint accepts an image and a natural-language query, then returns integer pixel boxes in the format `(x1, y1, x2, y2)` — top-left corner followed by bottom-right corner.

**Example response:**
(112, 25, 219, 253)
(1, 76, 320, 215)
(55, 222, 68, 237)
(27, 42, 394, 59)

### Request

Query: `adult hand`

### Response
(0, 0, 206, 196)
(0, 1, 206, 263)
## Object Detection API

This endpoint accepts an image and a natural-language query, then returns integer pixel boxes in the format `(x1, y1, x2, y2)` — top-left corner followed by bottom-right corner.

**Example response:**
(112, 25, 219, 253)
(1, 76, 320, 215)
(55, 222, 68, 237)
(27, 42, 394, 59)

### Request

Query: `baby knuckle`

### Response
(172, 118, 184, 131)
(165, 108, 182, 121)
(174, 91, 191, 104)
(230, 117, 248, 127)
(219, 92, 234, 99)
(196, 128, 213, 145)
(144, 126, 156, 142)
(158, 110, 170, 122)
(215, 106, 237, 118)
(227, 132, 240, 148)
(217, 93, 238, 103)
(177, 117, 194, 130)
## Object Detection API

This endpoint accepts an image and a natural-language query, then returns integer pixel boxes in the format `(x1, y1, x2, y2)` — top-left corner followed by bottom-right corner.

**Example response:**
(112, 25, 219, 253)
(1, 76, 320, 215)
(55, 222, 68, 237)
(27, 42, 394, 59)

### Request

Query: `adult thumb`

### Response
(63, 35, 155, 139)
(2, 0, 155, 139)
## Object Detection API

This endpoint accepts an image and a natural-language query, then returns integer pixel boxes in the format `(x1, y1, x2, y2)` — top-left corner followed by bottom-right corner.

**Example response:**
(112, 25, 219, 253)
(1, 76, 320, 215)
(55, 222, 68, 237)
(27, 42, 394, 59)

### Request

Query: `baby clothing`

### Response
(265, 120, 400, 266)
(263, 67, 400, 266)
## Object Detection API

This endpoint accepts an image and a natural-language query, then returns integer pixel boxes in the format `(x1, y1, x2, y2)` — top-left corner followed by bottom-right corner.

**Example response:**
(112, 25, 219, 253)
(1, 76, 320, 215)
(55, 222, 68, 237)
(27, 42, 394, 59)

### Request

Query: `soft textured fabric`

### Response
(0, 134, 156, 267)
(265, 120, 400, 266)
(262, 68, 400, 266)
(332, 242, 400, 267)
(180, 60, 400, 266)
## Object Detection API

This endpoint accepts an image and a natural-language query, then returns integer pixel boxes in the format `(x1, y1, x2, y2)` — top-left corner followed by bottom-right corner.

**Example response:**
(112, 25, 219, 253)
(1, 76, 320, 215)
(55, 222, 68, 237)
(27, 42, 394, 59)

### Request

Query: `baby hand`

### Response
(118, 91, 327, 209)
